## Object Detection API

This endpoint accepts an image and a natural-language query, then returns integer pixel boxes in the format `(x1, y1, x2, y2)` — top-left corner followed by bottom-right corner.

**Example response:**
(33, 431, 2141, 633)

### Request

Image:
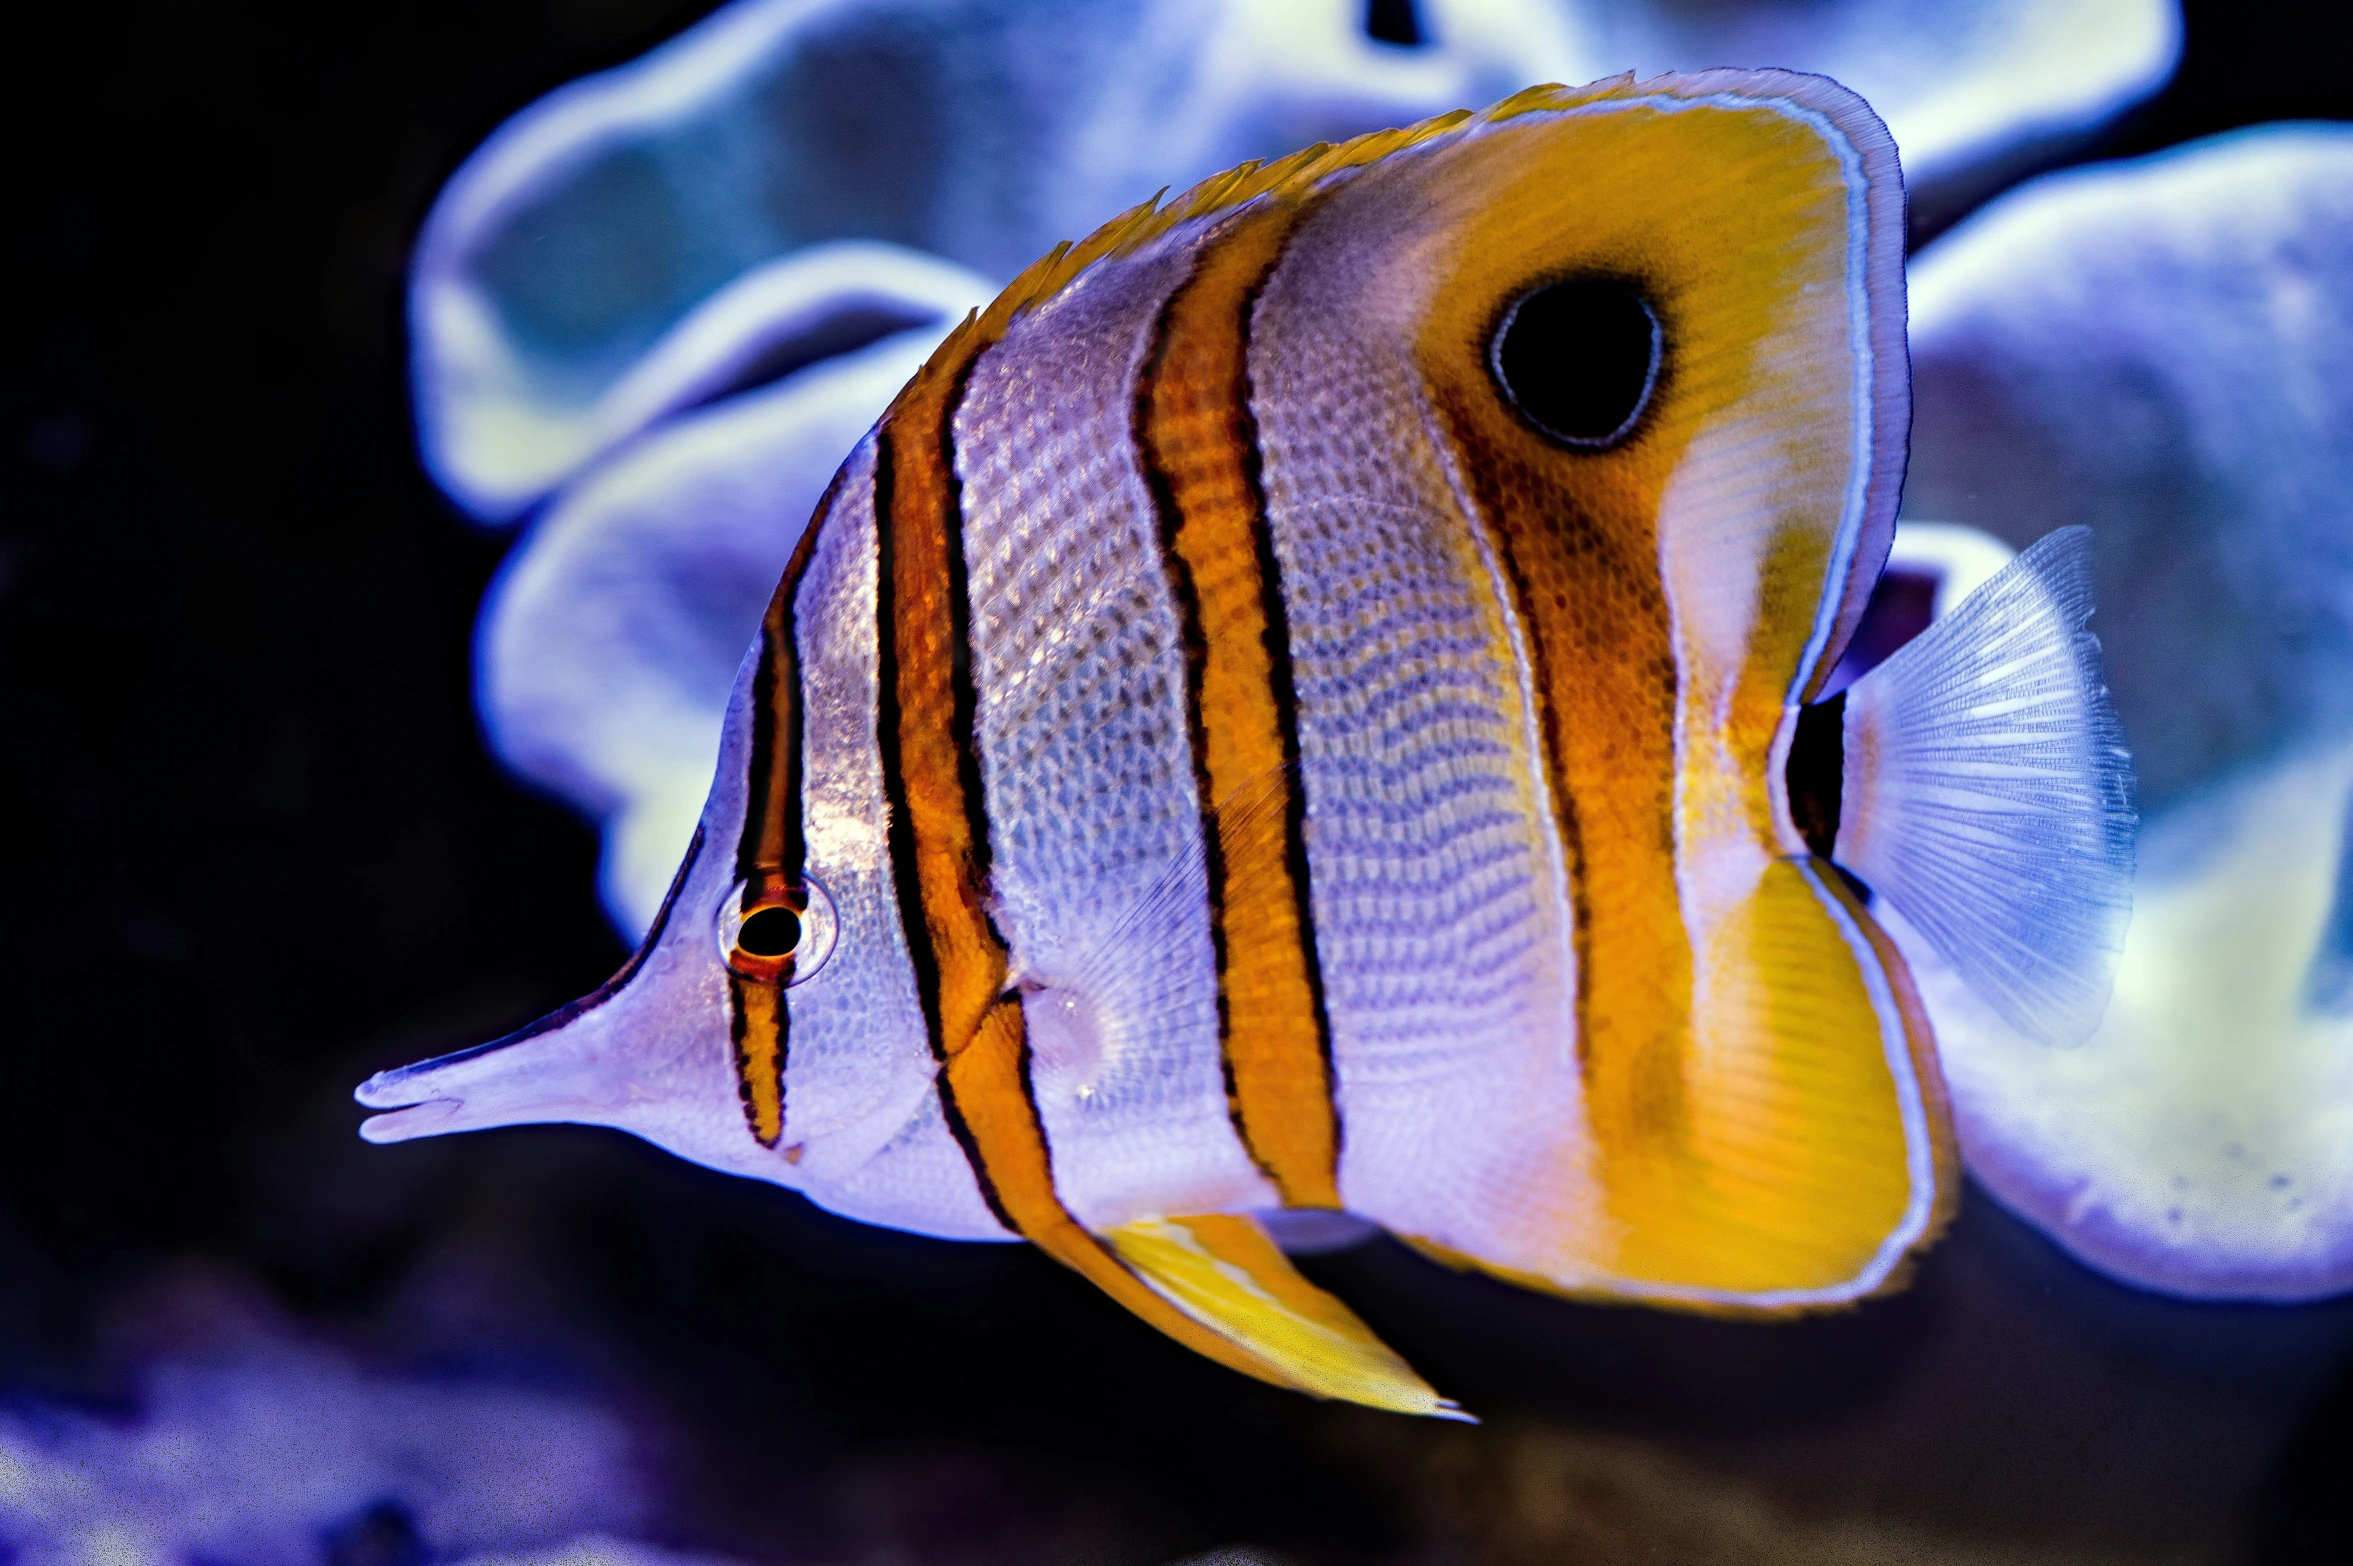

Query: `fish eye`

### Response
(717, 872, 839, 986)
(738, 906, 801, 957)
(1489, 277, 1660, 449)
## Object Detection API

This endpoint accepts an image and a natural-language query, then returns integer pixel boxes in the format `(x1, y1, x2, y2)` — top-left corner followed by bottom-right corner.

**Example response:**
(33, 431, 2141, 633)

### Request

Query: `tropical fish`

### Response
(358, 70, 2135, 1417)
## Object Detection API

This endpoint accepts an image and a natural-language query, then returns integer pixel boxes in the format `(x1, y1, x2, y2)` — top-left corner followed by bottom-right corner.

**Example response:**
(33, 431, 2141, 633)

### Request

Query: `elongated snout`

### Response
(351, 825, 767, 1180)
(355, 1001, 630, 1144)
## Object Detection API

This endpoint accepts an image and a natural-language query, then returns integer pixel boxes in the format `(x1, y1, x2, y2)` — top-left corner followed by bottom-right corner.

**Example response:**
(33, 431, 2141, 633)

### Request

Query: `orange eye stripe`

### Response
(722, 459, 840, 1148)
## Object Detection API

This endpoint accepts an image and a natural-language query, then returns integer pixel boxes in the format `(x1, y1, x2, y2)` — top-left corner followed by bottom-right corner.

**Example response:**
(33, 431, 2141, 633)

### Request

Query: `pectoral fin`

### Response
(1104, 1214, 1469, 1420)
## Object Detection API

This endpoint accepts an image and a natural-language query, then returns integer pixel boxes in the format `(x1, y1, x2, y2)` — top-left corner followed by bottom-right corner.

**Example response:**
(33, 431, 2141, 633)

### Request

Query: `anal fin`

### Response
(1104, 1214, 1469, 1420)
(1423, 858, 1952, 1310)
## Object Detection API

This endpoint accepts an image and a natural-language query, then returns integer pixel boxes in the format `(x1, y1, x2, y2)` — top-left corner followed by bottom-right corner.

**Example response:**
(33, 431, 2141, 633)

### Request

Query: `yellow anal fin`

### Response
(1104, 1214, 1470, 1420)
(1596, 857, 1953, 1303)
(1406, 859, 1953, 1313)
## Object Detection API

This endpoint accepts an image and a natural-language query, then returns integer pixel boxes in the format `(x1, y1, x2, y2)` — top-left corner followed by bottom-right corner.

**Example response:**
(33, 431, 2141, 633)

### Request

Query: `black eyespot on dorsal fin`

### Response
(1364, 0, 1425, 47)
(1489, 277, 1660, 449)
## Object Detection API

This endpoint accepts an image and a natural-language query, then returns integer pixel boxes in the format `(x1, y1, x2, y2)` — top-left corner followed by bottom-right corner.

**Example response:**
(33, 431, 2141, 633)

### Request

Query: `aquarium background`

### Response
(6, 2, 2353, 1562)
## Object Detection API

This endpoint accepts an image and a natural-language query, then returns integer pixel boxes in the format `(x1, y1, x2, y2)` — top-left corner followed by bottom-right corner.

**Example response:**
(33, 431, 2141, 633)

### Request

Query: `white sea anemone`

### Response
(1894, 125, 2353, 1299)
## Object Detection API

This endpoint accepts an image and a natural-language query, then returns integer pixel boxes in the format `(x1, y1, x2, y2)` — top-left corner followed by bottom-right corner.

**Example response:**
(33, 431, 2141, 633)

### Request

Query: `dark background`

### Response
(8, 3, 2353, 1562)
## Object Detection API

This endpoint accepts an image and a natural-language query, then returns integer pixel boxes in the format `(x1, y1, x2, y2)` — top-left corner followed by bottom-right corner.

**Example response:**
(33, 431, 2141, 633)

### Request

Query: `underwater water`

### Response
(7, 1, 2353, 1562)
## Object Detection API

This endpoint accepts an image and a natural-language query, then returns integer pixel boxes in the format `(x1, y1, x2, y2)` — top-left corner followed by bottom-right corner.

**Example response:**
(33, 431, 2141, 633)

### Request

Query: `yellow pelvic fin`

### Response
(1104, 1214, 1469, 1420)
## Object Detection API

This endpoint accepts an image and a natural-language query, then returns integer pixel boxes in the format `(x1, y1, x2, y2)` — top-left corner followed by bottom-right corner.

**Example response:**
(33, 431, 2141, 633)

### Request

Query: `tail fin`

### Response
(1834, 526, 2136, 1045)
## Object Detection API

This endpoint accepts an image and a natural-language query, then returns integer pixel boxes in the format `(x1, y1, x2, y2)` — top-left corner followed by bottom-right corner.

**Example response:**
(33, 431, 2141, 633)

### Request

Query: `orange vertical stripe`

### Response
(873, 312, 1326, 1389)
(1137, 206, 1343, 1209)
(721, 444, 843, 1145)
(729, 978, 786, 1146)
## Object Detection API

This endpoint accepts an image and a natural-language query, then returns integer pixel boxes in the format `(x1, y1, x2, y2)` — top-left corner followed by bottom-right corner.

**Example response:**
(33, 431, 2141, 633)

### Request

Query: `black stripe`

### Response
(728, 617, 791, 1144)
(870, 433, 938, 1048)
(1233, 267, 1342, 1153)
(1485, 507, 1592, 1058)
(937, 368, 999, 912)
(737, 618, 783, 882)
(872, 406, 1020, 1235)
(738, 458, 849, 883)
(1429, 386, 1595, 1078)
(724, 456, 856, 1138)
(1131, 274, 1244, 1148)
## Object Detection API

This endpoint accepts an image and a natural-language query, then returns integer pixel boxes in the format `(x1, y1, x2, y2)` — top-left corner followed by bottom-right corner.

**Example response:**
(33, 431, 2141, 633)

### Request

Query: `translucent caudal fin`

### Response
(1834, 526, 2137, 1045)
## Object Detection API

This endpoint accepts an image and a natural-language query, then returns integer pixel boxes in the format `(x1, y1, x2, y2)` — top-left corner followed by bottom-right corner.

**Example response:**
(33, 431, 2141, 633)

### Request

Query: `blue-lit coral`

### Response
(479, 328, 951, 929)
(0, 1328, 651, 1564)
(416, 0, 2177, 521)
(462, 1546, 752, 1566)
(1894, 125, 2353, 1300)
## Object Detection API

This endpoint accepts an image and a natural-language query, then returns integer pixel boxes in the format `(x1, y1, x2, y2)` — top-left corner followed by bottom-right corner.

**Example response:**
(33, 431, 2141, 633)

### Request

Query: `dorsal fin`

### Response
(881, 73, 1700, 422)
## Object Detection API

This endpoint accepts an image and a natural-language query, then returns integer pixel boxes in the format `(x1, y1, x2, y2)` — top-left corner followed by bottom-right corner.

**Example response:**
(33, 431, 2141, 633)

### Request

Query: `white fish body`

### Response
(360, 71, 2134, 1415)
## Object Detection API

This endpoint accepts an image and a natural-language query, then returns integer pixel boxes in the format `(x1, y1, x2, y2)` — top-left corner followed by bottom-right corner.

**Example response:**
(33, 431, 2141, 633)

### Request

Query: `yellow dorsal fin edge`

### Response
(884, 70, 1716, 420)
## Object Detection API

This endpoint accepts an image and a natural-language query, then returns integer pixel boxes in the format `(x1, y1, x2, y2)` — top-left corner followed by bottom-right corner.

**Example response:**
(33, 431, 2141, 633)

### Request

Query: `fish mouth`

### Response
(353, 1061, 476, 1143)
(352, 826, 707, 1147)
(350, 1032, 536, 1144)
(353, 1079, 467, 1144)
(350, 998, 629, 1145)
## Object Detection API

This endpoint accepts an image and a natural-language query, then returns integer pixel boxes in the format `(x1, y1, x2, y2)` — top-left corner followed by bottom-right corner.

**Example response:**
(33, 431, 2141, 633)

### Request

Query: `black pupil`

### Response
(737, 905, 802, 959)
(1491, 278, 1659, 447)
